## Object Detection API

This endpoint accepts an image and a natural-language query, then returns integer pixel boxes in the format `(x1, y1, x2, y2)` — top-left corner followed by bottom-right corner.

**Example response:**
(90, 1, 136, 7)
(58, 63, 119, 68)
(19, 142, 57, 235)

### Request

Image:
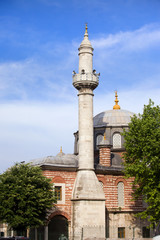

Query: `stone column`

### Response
(78, 88, 94, 170)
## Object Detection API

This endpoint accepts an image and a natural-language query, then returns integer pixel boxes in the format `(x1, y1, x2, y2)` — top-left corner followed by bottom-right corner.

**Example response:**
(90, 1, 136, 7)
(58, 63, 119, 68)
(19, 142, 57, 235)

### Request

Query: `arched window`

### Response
(96, 134, 103, 147)
(118, 182, 124, 207)
(113, 133, 121, 148)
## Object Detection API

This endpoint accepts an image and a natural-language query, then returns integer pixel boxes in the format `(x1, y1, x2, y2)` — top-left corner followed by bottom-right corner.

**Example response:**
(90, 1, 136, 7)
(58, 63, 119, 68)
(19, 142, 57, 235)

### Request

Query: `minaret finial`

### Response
(84, 23, 88, 38)
(113, 90, 121, 110)
(85, 23, 88, 33)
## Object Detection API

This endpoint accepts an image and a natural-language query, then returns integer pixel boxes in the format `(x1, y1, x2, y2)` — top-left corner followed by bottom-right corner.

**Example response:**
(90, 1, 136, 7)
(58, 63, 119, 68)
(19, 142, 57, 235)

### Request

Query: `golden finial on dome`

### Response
(60, 146, 62, 153)
(113, 90, 121, 110)
(56, 146, 64, 157)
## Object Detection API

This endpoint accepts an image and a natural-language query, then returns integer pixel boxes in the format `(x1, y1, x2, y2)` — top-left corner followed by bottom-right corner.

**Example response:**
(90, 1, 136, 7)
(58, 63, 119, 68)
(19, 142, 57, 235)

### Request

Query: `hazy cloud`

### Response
(0, 100, 78, 173)
(92, 24, 160, 51)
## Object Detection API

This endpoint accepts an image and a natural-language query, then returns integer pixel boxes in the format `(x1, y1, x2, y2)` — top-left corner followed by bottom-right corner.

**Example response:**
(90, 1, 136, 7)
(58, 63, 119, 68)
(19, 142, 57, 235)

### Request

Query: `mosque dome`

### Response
(93, 92, 135, 127)
(93, 109, 135, 127)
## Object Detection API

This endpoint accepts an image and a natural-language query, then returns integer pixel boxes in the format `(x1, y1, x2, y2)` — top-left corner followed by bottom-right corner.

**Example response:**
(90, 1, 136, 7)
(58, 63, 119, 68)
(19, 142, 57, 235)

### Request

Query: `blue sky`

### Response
(0, 0, 160, 172)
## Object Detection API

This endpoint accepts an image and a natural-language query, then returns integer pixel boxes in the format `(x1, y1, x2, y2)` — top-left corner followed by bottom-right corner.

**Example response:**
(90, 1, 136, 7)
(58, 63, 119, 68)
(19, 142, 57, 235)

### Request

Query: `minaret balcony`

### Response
(72, 73, 99, 90)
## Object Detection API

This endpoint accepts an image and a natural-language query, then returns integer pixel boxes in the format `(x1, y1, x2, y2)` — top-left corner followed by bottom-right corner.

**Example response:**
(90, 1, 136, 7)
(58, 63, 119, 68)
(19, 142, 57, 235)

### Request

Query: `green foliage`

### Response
(0, 163, 56, 231)
(122, 100, 160, 225)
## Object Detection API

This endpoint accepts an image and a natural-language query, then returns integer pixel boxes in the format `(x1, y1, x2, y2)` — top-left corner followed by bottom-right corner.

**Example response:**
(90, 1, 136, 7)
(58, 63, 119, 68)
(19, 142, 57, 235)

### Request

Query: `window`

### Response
(96, 134, 103, 149)
(55, 186, 62, 201)
(118, 227, 125, 238)
(0, 232, 4, 237)
(118, 182, 124, 207)
(113, 133, 121, 148)
(54, 183, 65, 204)
(142, 227, 150, 238)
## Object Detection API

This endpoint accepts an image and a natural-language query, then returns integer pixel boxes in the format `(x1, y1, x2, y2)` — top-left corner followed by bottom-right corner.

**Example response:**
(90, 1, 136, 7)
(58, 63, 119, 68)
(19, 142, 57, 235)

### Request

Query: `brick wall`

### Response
(97, 174, 143, 211)
(42, 168, 144, 222)
(43, 170, 77, 220)
(99, 147, 111, 166)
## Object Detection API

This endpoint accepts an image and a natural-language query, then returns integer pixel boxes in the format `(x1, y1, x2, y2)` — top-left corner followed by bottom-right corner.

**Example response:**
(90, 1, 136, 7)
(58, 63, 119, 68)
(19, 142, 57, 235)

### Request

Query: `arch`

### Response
(51, 176, 65, 183)
(49, 210, 70, 221)
(115, 177, 127, 186)
(48, 215, 68, 240)
(113, 132, 121, 149)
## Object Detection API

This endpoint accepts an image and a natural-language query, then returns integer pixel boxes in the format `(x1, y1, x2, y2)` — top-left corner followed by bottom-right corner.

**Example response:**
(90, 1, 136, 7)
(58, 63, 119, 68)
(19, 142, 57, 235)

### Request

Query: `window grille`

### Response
(113, 133, 121, 148)
(118, 227, 125, 238)
(118, 182, 124, 207)
(142, 227, 150, 238)
(96, 134, 103, 147)
(55, 186, 62, 201)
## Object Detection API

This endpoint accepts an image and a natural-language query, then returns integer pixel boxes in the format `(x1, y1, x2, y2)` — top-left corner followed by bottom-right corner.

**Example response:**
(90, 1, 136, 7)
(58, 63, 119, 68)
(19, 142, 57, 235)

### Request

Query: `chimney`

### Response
(98, 135, 112, 167)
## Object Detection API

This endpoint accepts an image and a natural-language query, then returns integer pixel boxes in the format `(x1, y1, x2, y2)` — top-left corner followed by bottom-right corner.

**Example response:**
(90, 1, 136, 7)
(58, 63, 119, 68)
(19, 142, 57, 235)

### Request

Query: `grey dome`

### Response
(93, 109, 135, 127)
(30, 153, 78, 167)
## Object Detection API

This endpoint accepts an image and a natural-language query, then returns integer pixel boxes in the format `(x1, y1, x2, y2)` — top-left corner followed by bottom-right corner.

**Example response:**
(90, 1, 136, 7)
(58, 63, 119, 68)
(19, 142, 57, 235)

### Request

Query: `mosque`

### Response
(28, 26, 155, 240)
(0, 26, 155, 240)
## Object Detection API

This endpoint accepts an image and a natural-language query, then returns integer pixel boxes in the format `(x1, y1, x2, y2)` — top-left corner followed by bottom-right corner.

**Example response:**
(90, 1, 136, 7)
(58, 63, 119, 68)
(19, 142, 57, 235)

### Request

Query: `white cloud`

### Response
(0, 101, 78, 173)
(92, 24, 160, 52)
(1, 83, 159, 173)
(4, 24, 160, 103)
(0, 45, 77, 101)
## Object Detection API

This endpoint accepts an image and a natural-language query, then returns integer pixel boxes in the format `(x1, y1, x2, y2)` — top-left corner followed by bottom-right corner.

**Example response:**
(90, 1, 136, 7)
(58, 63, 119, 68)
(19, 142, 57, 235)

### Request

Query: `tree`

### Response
(122, 100, 160, 226)
(0, 163, 56, 233)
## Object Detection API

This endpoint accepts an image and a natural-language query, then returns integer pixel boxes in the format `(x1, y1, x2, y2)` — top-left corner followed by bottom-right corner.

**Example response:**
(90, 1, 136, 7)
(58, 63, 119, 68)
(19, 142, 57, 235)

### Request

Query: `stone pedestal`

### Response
(71, 170, 106, 239)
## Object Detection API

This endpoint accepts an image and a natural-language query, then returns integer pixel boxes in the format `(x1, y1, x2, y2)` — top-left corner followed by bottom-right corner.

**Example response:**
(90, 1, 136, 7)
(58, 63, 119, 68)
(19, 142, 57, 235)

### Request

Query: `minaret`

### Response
(71, 25, 106, 240)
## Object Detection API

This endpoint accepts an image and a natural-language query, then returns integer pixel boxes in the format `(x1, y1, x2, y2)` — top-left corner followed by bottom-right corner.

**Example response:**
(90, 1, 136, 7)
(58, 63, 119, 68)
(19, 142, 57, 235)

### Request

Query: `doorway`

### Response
(48, 215, 68, 240)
